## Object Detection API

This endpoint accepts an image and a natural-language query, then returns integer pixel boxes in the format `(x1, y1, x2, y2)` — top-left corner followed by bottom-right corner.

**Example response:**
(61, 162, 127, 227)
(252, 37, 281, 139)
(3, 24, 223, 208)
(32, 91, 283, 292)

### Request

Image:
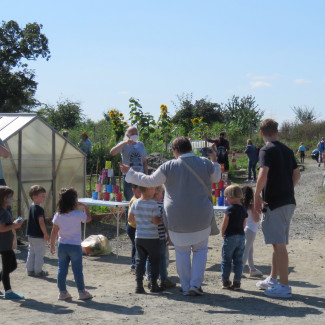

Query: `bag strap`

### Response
(178, 157, 211, 198)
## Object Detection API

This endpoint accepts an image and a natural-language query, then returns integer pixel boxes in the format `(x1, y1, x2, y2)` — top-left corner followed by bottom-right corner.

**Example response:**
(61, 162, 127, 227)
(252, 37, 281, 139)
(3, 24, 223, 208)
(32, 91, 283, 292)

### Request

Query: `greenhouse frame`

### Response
(0, 113, 86, 219)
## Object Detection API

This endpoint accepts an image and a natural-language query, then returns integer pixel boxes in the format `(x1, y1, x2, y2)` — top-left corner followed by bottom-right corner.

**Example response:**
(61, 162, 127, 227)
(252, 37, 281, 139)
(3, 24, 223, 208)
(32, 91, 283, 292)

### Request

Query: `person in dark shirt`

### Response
(221, 185, 247, 291)
(244, 139, 258, 182)
(255, 119, 301, 298)
(26, 185, 49, 277)
(207, 132, 230, 171)
(0, 186, 24, 299)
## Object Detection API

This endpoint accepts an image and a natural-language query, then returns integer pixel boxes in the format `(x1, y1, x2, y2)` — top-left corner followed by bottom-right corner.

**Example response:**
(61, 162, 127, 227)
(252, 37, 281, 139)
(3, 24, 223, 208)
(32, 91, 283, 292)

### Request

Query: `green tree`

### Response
(291, 105, 317, 124)
(172, 93, 223, 135)
(37, 100, 83, 129)
(222, 95, 264, 137)
(0, 20, 50, 112)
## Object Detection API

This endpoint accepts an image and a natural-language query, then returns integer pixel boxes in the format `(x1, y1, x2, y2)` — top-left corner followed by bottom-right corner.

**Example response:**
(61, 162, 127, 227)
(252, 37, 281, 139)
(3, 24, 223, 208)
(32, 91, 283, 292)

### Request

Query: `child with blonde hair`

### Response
(128, 186, 163, 294)
(221, 185, 247, 291)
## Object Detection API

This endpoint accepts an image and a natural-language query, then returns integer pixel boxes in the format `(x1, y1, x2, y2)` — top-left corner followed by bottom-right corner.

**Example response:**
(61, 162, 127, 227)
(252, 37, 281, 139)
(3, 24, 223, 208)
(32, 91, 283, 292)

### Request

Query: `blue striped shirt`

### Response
(130, 199, 160, 239)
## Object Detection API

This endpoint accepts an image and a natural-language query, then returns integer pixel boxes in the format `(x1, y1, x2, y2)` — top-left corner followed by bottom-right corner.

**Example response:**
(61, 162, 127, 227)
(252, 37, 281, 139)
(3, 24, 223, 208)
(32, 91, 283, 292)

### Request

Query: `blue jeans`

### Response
(123, 176, 134, 226)
(126, 224, 136, 266)
(221, 235, 245, 282)
(248, 159, 257, 180)
(58, 243, 85, 293)
(146, 240, 167, 281)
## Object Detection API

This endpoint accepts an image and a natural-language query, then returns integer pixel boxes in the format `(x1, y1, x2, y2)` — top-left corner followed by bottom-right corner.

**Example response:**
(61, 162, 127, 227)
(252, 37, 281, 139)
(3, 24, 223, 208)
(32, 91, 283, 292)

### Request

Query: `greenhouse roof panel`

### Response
(0, 114, 37, 141)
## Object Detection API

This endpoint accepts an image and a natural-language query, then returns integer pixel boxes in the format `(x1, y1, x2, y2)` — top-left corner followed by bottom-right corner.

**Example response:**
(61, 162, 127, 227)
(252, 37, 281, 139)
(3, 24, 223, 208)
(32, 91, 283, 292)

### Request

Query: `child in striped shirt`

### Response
(129, 186, 163, 294)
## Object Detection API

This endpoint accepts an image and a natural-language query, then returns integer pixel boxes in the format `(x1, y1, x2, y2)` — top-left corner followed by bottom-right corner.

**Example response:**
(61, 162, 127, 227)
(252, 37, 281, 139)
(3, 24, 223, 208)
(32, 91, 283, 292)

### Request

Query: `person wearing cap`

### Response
(78, 132, 92, 155)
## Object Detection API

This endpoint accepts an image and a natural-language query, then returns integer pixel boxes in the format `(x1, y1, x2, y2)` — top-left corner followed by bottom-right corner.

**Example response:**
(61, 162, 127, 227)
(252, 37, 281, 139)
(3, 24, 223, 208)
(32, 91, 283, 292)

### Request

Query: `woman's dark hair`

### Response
(241, 186, 254, 210)
(0, 186, 14, 209)
(171, 136, 192, 154)
(57, 187, 78, 214)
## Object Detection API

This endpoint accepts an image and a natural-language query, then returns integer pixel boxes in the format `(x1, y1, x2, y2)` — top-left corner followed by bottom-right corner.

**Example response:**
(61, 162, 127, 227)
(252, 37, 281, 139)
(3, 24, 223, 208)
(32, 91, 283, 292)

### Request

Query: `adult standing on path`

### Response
(78, 132, 92, 156)
(110, 126, 148, 222)
(244, 139, 258, 182)
(119, 136, 221, 296)
(207, 132, 230, 171)
(317, 137, 325, 168)
(254, 119, 301, 298)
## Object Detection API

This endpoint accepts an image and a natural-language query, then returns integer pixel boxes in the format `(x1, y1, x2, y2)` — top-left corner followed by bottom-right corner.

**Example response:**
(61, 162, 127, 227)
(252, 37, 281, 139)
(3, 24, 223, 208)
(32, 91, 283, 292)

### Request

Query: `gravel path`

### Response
(1, 158, 325, 325)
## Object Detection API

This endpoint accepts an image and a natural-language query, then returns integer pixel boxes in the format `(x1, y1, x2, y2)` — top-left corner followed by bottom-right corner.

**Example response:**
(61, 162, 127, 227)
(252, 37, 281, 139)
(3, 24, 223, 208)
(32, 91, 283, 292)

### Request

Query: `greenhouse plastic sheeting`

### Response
(0, 114, 85, 219)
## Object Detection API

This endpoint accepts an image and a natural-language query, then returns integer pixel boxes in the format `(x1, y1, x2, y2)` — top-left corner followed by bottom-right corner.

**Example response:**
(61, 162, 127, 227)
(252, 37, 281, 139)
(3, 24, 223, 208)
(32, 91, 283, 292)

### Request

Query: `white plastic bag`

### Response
(81, 235, 112, 256)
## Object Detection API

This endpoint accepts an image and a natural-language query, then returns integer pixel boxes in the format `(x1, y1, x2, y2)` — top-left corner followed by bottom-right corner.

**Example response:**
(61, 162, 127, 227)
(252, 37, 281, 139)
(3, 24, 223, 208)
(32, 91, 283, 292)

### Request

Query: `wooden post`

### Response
(18, 131, 22, 217)
(52, 131, 56, 213)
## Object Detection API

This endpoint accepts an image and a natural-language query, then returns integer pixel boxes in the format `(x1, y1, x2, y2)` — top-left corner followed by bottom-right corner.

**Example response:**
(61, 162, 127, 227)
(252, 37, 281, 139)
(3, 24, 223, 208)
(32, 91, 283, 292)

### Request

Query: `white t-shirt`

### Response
(52, 210, 87, 245)
(245, 209, 259, 233)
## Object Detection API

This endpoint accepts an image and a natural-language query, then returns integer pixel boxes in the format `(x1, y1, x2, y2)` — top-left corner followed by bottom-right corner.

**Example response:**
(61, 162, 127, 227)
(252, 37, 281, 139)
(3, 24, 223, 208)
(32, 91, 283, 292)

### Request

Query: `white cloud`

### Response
(117, 91, 129, 95)
(250, 81, 271, 89)
(294, 79, 312, 84)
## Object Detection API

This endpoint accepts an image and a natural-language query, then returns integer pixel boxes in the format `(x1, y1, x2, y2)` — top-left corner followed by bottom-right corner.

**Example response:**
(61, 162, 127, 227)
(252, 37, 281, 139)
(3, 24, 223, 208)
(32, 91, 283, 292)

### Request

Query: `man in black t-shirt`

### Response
(254, 119, 300, 299)
(207, 132, 230, 171)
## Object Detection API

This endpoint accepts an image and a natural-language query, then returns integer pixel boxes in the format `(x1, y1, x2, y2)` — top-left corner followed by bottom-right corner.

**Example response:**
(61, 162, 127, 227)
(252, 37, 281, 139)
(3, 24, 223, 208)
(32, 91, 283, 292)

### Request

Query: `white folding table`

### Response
(78, 198, 129, 258)
(213, 205, 228, 214)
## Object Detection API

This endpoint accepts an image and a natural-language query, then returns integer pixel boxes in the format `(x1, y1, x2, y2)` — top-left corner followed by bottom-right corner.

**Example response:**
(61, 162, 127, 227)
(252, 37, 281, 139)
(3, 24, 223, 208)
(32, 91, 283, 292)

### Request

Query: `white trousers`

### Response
(174, 238, 209, 292)
(242, 228, 257, 270)
(26, 237, 46, 273)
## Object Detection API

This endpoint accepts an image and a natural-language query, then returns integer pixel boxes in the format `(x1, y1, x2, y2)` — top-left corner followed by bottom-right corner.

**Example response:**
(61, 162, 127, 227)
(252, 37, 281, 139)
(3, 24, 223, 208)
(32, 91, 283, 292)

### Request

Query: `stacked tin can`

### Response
(92, 161, 123, 201)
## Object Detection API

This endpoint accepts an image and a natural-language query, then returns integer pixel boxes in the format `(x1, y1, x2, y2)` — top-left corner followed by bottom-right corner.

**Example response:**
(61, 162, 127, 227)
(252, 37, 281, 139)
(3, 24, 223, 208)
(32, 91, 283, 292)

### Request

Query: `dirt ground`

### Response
(1, 159, 325, 325)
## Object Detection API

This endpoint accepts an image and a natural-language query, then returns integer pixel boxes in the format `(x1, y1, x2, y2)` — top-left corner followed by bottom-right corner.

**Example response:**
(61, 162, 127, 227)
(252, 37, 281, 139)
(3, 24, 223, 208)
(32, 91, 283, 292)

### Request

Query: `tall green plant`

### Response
(129, 97, 156, 143)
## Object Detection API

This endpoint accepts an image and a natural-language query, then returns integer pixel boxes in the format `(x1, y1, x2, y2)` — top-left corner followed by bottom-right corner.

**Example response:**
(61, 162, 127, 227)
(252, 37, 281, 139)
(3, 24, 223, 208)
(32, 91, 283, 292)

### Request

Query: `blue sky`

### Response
(2, 0, 325, 125)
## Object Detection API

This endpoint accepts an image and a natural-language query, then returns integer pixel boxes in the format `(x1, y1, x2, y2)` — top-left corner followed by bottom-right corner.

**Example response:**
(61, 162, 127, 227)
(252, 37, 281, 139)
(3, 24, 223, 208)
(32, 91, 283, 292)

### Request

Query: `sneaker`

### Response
(222, 280, 232, 289)
(27, 271, 35, 276)
(244, 179, 252, 183)
(17, 239, 25, 246)
(319, 163, 321, 167)
(58, 291, 72, 300)
(135, 286, 146, 294)
(0, 291, 3, 295)
(264, 284, 292, 298)
(188, 286, 204, 296)
(250, 268, 263, 277)
(231, 281, 241, 291)
(150, 283, 164, 293)
(5, 291, 24, 299)
(34, 270, 49, 277)
(130, 264, 135, 270)
(78, 290, 93, 300)
(182, 290, 191, 296)
(256, 276, 278, 290)
(160, 278, 176, 289)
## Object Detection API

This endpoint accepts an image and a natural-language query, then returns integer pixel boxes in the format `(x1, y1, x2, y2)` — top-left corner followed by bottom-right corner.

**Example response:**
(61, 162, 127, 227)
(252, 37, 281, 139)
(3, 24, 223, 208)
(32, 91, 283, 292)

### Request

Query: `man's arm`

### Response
(110, 139, 136, 156)
(292, 167, 301, 187)
(254, 166, 269, 214)
(0, 142, 9, 158)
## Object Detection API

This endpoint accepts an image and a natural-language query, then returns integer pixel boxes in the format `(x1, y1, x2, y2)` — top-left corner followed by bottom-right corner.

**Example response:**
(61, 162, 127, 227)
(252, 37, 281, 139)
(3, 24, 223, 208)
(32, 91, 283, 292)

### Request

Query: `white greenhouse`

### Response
(0, 113, 86, 219)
